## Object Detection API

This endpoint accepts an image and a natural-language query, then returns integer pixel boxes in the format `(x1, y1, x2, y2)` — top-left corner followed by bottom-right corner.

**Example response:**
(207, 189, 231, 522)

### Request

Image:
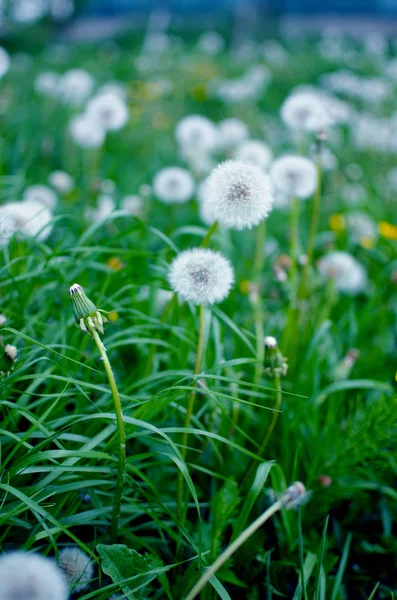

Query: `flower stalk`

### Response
(69, 283, 126, 542)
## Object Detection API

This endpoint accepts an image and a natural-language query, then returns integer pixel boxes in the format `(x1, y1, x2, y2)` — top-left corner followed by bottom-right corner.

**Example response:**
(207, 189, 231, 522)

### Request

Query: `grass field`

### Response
(0, 22, 396, 600)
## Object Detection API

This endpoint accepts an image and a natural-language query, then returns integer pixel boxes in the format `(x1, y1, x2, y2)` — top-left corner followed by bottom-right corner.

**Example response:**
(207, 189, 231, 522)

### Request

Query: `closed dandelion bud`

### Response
(263, 336, 288, 377)
(0, 551, 68, 600)
(69, 283, 108, 335)
(280, 481, 308, 509)
(5, 344, 17, 361)
(58, 547, 94, 593)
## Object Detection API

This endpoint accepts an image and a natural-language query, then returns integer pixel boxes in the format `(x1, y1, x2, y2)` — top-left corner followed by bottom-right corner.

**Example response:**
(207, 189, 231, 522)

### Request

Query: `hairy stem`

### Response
(177, 304, 206, 521)
(184, 499, 283, 600)
(87, 323, 126, 543)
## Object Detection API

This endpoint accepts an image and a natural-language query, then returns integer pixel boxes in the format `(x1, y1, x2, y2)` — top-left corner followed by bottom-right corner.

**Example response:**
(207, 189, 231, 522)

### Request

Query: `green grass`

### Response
(0, 24, 396, 600)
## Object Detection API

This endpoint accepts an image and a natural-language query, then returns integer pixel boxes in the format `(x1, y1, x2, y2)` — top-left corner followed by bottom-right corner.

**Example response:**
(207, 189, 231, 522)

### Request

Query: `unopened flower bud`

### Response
(69, 283, 108, 335)
(5, 344, 17, 361)
(280, 481, 308, 509)
(264, 336, 288, 377)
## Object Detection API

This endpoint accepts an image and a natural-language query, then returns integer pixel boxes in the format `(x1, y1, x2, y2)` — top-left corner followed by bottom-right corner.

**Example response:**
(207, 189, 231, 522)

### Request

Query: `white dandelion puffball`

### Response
(69, 114, 105, 149)
(202, 160, 274, 230)
(86, 92, 129, 132)
(234, 140, 273, 171)
(23, 184, 57, 209)
(121, 195, 145, 218)
(0, 47, 10, 79)
(11, 0, 47, 24)
(270, 155, 317, 199)
(58, 69, 94, 106)
(217, 118, 249, 150)
(85, 195, 115, 223)
(197, 31, 225, 55)
(345, 212, 378, 243)
(281, 92, 330, 132)
(317, 251, 367, 295)
(153, 167, 195, 204)
(58, 547, 94, 593)
(169, 248, 234, 305)
(176, 115, 218, 153)
(49, 170, 74, 194)
(0, 551, 68, 600)
(0, 207, 16, 248)
(34, 71, 60, 97)
(4, 200, 53, 241)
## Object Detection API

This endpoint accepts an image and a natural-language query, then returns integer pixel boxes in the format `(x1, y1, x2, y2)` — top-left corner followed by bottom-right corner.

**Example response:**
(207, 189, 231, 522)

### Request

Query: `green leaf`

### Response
(293, 552, 317, 600)
(233, 461, 274, 540)
(314, 380, 393, 405)
(97, 543, 163, 599)
(330, 533, 352, 600)
(211, 480, 239, 557)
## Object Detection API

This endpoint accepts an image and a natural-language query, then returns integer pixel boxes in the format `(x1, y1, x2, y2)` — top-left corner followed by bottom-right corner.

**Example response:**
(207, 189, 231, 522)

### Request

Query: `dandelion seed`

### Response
(270, 155, 317, 199)
(317, 251, 367, 294)
(153, 167, 195, 204)
(202, 159, 273, 230)
(169, 248, 234, 305)
(58, 547, 94, 593)
(234, 140, 273, 171)
(0, 551, 68, 600)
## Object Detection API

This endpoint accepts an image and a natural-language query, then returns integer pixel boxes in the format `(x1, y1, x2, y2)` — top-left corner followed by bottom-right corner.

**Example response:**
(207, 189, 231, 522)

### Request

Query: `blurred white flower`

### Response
(0, 206, 16, 247)
(0, 47, 10, 79)
(59, 69, 94, 107)
(34, 71, 60, 98)
(49, 0, 74, 21)
(387, 167, 397, 190)
(317, 251, 367, 294)
(0, 551, 67, 600)
(270, 155, 317, 199)
(217, 118, 249, 151)
(121, 195, 145, 218)
(197, 31, 225, 55)
(345, 212, 378, 243)
(153, 167, 195, 204)
(169, 248, 234, 305)
(23, 185, 57, 209)
(341, 182, 367, 205)
(197, 181, 216, 226)
(98, 81, 127, 100)
(234, 140, 273, 171)
(281, 92, 330, 132)
(48, 170, 74, 194)
(202, 159, 273, 230)
(69, 114, 105, 149)
(85, 195, 115, 223)
(176, 115, 218, 153)
(86, 92, 129, 132)
(11, 0, 47, 24)
(99, 179, 116, 195)
(4, 200, 53, 241)
(58, 547, 93, 593)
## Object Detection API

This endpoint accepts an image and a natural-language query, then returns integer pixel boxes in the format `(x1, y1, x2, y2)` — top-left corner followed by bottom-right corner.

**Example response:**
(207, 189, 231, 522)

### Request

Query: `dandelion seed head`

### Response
(202, 160, 273, 230)
(234, 140, 273, 171)
(23, 185, 57, 209)
(169, 248, 234, 305)
(0, 207, 16, 248)
(69, 114, 105, 149)
(217, 118, 249, 150)
(5, 344, 17, 360)
(264, 336, 277, 348)
(176, 115, 218, 153)
(58, 68, 94, 106)
(34, 71, 60, 97)
(0, 551, 67, 600)
(58, 547, 94, 593)
(86, 92, 129, 132)
(317, 251, 367, 294)
(4, 200, 53, 241)
(270, 155, 317, 199)
(281, 91, 330, 132)
(121, 195, 145, 218)
(153, 167, 195, 204)
(0, 47, 10, 79)
(48, 171, 74, 194)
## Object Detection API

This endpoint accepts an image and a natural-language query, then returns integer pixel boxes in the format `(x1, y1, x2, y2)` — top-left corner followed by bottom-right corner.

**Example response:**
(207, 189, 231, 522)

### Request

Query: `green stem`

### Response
(184, 499, 284, 600)
(289, 197, 301, 291)
(243, 376, 282, 485)
(298, 507, 309, 600)
(253, 220, 266, 386)
(200, 221, 219, 248)
(177, 304, 206, 521)
(87, 323, 126, 543)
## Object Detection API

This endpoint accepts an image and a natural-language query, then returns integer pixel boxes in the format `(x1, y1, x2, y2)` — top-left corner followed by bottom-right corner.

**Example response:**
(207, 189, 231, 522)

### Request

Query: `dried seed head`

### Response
(69, 283, 108, 334)
(0, 551, 68, 600)
(280, 481, 308, 509)
(58, 547, 94, 593)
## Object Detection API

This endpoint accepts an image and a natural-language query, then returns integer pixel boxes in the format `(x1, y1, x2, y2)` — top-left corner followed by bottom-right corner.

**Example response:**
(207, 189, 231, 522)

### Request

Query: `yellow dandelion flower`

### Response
(239, 279, 251, 294)
(329, 213, 345, 232)
(107, 257, 124, 271)
(379, 221, 397, 241)
(108, 311, 119, 322)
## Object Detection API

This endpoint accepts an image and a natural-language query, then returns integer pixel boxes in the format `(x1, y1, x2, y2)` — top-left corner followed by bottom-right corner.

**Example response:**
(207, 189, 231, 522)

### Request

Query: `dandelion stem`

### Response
(177, 304, 206, 521)
(298, 506, 309, 600)
(86, 322, 126, 543)
(289, 197, 300, 291)
(243, 375, 282, 485)
(184, 499, 284, 600)
(200, 221, 219, 248)
(300, 160, 322, 298)
(253, 220, 266, 386)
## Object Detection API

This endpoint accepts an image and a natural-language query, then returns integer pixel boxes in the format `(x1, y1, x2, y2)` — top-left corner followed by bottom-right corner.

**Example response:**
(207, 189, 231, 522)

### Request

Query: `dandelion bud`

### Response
(58, 547, 94, 593)
(5, 344, 17, 361)
(69, 283, 108, 335)
(280, 481, 308, 509)
(263, 336, 288, 377)
(0, 551, 68, 600)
